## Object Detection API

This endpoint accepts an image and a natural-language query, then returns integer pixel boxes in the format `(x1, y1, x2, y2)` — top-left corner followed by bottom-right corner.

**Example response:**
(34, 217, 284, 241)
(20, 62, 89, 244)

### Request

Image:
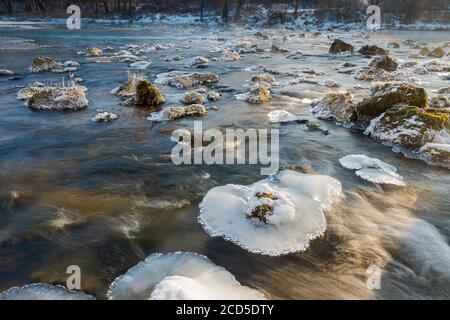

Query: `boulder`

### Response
(162, 104, 208, 121)
(355, 83, 428, 125)
(188, 56, 209, 66)
(365, 105, 449, 150)
(369, 55, 399, 72)
(358, 45, 388, 56)
(250, 73, 275, 84)
(133, 80, 165, 107)
(312, 92, 356, 123)
(92, 111, 118, 122)
(329, 39, 354, 54)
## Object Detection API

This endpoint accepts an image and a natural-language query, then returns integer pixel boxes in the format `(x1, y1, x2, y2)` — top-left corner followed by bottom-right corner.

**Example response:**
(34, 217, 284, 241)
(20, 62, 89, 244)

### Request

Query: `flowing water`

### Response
(0, 23, 449, 299)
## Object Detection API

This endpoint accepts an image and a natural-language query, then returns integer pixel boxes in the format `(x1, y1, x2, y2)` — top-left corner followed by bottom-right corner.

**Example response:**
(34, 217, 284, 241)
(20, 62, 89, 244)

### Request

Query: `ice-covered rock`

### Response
(92, 111, 118, 122)
(323, 80, 341, 88)
(30, 56, 58, 73)
(107, 252, 265, 300)
(198, 170, 342, 256)
(267, 110, 297, 123)
(0, 283, 94, 300)
(364, 105, 449, 150)
(17, 84, 88, 111)
(87, 47, 102, 56)
(164, 72, 219, 88)
(247, 83, 271, 104)
(428, 47, 446, 58)
(148, 104, 207, 122)
(312, 92, 355, 123)
(207, 91, 221, 101)
(339, 154, 405, 186)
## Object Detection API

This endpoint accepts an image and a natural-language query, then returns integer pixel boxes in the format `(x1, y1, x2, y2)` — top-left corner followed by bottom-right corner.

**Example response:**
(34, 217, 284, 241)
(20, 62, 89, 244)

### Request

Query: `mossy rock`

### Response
(133, 80, 165, 107)
(329, 39, 354, 54)
(419, 143, 450, 167)
(356, 83, 428, 125)
(247, 84, 271, 104)
(167, 72, 219, 88)
(366, 105, 449, 150)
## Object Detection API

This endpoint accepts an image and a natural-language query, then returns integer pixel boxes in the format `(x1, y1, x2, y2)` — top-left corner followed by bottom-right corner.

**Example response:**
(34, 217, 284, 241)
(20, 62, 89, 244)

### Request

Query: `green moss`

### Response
(356, 83, 428, 125)
(134, 80, 165, 107)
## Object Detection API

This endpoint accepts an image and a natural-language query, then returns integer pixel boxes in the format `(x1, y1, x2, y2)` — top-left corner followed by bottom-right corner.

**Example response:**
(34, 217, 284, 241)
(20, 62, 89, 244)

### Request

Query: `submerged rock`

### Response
(31, 56, 58, 73)
(312, 92, 355, 123)
(166, 72, 219, 88)
(355, 83, 428, 126)
(358, 45, 388, 56)
(182, 91, 204, 105)
(247, 83, 271, 104)
(329, 39, 354, 54)
(18, 84, 88, 111)
(364, 105, 449, 150)
(369, 55, 399, 72)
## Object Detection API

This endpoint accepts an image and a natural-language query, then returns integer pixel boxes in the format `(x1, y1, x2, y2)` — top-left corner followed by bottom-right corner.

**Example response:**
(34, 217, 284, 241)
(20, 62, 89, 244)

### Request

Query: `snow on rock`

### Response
(339, 154, 405, 186)
(107, 252, 265, 300)
(198, 170, 342, 256)
(0, 283, 94, 300)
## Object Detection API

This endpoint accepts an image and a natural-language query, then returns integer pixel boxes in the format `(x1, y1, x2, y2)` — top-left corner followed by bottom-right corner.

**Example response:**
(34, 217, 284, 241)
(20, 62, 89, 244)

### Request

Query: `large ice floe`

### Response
(198, 170, 343, 256)
(339, 154, 406, 186)
(107, 252, 265, 300)
(267, 110, 298, 123)
(0, 283, 94, 300)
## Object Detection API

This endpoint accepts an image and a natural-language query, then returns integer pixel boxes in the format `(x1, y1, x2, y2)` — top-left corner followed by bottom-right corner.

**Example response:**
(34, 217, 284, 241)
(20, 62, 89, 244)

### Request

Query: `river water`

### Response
(0, 23, 449, 299)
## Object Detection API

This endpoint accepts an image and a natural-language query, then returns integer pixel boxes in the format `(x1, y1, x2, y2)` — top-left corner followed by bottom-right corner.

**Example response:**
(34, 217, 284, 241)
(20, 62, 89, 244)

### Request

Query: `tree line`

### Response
(1, 0, 449, 23)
